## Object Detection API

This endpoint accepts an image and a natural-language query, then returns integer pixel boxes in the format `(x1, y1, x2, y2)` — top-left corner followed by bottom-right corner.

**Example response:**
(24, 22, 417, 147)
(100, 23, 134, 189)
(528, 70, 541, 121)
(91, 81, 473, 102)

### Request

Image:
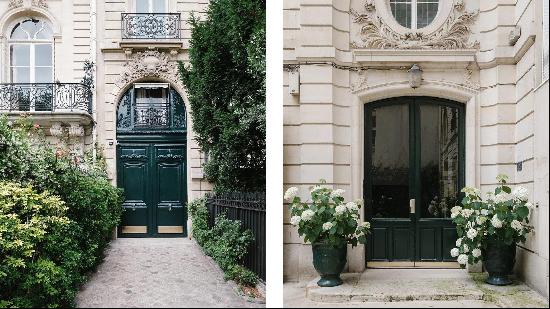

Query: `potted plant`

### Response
(450, 174, 534, 285)
(284, 180, 371, 287)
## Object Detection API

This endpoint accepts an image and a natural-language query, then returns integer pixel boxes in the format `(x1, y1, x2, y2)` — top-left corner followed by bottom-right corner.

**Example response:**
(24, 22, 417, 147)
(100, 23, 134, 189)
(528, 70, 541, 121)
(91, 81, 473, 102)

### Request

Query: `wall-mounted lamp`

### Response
(289, 70, 300, 96)
(408, 64, 423, 88)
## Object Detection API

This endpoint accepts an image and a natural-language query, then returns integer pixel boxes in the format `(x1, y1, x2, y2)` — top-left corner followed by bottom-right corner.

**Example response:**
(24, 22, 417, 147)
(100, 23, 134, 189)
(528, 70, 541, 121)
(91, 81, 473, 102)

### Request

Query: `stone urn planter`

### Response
(312, 241, 347, 287)
(482, 237, 516, 286)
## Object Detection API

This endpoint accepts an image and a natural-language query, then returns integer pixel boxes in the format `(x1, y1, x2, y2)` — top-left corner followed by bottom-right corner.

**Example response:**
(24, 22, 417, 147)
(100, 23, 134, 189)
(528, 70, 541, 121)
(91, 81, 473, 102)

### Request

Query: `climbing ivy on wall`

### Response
(180, 0, 266, 193)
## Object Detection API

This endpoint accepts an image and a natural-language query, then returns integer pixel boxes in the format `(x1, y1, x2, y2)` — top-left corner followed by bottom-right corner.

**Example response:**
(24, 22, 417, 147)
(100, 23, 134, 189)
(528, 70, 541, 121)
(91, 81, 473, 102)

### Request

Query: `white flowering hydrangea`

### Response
(330, 189, 345, 198)
(491, 215, 503, 228)
(290, 216, 301, 226)
(450, 206, 462, 218)
(467, 228, 478, 240)
(461, 209, 474, 218)
(511, 220, 522, 231)
(301, 210, 315, 221)
(494, 193, 510, 204)
(322, 222, 334, 231)
(450, 248, 460, 257)
(472, 248, 481, 258)
(334, 205, 347, 216)
(456, 238, 462, 247)
(457, 254, 468, 265)
(286, 179, 372, 248)
(463, 244, 470, 253)
(346, 202, 359, 212)
(284, 187, 299, 201)
(512, 186, 528, 202)
(476, 216, 487, 225)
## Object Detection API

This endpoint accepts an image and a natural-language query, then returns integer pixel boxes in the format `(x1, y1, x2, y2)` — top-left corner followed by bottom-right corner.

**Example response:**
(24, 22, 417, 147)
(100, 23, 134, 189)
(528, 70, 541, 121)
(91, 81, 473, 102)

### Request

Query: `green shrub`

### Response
(0, 182, 81, 308)
(0, 116, 123, 307)
(188, 198, 258, 286)
(180, 0, 266, 192)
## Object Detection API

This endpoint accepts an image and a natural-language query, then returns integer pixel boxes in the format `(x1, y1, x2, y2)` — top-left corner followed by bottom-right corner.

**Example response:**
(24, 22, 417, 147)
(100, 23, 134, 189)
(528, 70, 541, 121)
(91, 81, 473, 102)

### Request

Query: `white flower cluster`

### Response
(323, 222, 333, 231)
(450, 206, 462, 219)
(290, 216, 301, 226)
(301, 209, 315, 221)
(512, 186, 528, 202)
(331, 189, 345, 198)
(334, 205, 347, 216)
(284, 187, 299, 201)
(491, 215, 503, 228)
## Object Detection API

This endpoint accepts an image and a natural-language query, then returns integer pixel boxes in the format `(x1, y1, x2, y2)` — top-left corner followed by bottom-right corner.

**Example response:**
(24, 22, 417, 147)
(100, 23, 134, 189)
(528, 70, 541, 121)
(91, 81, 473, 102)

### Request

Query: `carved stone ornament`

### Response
(350, 69, 368, 92)
(115, 50, 182, 89)
(49, 122, 64, 137)
(67, 123, 84, 138)
(8, 0, 24, 8)
(462, 67, 480, 90)
(351, 0, 479, 49)
(32, 0, 48, 8)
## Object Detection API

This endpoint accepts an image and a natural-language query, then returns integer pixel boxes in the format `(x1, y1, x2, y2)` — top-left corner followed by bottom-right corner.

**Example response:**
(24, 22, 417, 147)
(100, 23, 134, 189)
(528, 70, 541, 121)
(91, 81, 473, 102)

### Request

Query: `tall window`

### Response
(390, 0, 439, 29)
(136, 0, 167, 13)
(9, 19, 53, 83)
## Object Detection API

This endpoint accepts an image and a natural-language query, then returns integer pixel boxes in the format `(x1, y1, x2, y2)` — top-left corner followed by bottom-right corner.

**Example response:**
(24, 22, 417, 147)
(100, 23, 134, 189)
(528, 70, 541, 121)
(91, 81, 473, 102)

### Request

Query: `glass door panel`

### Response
(419, 105, 460, 219)
(370, 104, 410, 218)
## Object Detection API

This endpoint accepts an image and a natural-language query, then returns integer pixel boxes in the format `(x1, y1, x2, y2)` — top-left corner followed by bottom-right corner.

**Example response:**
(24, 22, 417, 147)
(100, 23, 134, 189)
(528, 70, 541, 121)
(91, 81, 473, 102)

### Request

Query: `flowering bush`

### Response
(284, 180, 370, 247)
(450, 174, 534, 267)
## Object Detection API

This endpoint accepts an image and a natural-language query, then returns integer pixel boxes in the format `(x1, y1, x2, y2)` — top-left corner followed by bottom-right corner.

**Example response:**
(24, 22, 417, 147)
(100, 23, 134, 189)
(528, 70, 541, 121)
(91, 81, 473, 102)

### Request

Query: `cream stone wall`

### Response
(283, 0, 549, 298)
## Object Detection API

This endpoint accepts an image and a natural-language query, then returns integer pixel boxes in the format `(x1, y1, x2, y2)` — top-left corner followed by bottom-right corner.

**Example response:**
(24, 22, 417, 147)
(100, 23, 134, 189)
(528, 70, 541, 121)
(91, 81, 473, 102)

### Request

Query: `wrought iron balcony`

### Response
(121, 13, 181, 39)
(0, 83, 92, 114)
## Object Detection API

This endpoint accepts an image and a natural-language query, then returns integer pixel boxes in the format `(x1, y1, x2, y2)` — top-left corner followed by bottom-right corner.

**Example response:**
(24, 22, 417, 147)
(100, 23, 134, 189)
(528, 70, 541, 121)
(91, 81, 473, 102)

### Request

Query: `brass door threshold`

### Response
(367, 261, 460, 269)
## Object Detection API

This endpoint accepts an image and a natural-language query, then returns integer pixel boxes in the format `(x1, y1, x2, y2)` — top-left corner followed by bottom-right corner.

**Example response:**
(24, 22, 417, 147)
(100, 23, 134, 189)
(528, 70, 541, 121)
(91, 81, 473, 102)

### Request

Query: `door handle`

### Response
(410, 199, 415, 214)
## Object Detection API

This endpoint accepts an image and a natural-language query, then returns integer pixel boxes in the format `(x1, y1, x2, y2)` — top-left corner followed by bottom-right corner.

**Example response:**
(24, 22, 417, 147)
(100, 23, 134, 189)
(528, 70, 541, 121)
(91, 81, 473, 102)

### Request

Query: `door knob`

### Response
(410, 199, 415, 214)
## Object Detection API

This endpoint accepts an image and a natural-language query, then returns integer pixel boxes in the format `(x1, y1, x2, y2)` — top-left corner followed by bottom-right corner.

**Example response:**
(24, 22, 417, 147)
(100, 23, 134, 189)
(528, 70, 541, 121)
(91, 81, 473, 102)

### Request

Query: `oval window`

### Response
(390, 0, 439, 29)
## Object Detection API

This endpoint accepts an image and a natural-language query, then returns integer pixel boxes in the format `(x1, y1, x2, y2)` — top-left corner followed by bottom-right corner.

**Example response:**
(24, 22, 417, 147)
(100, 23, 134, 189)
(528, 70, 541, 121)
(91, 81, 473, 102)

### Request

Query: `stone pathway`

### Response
(284, 269, 549, 308)
(76, 238, 264, 308)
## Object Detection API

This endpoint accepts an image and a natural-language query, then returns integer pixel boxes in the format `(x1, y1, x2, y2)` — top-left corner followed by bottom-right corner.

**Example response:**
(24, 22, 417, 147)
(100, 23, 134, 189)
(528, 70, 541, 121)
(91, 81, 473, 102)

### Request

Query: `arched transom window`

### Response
(390, 0, 439, 29)
(9, 19, 54, 83)
(117, 83, 186, 133)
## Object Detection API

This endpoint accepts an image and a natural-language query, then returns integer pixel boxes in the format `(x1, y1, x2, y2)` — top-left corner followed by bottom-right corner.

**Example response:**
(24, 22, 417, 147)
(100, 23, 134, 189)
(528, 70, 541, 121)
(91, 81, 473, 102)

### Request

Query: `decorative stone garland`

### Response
(351, 0, 479, 49)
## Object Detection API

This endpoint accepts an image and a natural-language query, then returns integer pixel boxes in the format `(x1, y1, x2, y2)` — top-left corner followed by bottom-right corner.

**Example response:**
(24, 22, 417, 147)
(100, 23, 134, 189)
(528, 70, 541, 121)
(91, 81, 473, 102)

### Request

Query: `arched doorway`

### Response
(116, 82, 187, 237)
(364, 96, 465, 266)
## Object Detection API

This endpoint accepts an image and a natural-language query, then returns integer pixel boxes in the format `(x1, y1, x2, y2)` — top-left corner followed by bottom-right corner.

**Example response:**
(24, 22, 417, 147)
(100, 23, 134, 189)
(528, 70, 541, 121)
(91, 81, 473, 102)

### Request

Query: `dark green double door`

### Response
(117, 139, 187, 237)
(365, 97, 464, 264)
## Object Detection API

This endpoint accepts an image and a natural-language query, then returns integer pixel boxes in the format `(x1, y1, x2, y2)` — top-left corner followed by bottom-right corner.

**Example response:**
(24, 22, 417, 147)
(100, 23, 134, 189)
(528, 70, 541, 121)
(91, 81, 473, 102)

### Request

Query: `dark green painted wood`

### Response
(365, 97, 465, 264)
(117, 140, 187, 237)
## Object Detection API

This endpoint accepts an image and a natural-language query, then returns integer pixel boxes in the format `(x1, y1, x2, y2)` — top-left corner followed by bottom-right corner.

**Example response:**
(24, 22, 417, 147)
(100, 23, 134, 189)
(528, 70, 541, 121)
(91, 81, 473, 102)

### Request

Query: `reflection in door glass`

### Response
(370, 104, 409, 218)
(420, 105, 460, 218)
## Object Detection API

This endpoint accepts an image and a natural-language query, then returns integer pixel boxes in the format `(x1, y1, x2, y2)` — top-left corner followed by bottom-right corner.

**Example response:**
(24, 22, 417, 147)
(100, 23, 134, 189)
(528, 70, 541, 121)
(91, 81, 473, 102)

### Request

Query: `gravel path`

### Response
(76, 238, 264, 308)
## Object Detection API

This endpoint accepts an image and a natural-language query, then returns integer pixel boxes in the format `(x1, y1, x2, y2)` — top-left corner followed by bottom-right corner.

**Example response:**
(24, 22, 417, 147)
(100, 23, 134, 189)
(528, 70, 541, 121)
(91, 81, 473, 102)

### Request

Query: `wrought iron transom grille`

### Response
(116, 83, 186, 133)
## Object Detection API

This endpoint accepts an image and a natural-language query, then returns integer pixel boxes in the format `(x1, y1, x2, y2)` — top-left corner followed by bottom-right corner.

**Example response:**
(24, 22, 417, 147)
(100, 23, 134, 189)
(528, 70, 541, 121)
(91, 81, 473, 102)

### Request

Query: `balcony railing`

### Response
(121, 13, 181, 39)
(0, 83, 92, 114)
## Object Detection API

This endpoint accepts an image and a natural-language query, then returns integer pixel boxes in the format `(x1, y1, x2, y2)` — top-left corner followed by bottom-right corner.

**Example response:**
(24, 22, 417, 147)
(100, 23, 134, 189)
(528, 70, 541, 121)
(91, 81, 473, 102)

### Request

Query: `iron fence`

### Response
(0, 83, 92, 114)
(121, 13, 181, 39)
(205, 192, 266, 281)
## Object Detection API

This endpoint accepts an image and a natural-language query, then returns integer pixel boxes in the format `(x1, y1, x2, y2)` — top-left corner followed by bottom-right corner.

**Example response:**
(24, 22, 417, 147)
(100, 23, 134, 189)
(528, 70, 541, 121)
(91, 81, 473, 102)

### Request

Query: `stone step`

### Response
(306, 269, 486, 303)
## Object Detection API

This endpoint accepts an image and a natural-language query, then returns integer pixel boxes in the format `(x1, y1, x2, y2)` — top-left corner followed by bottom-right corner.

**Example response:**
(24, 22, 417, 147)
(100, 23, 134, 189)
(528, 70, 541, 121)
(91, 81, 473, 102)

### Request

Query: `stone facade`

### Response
(0, 0, 212, 211)
(283, 0, 549, 299)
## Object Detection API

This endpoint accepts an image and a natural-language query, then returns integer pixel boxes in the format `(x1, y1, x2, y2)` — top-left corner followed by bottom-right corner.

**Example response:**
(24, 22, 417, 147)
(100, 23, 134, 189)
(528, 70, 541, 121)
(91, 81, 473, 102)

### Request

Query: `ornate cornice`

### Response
(351, 0, 479, 50)
(115, 50, 183, 89)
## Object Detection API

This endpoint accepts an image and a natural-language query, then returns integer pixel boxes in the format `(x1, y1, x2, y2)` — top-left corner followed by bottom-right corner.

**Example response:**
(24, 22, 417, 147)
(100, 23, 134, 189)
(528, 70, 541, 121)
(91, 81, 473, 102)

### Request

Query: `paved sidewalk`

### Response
(284, 269, 549, 308)
(76, 238, 264, 308)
